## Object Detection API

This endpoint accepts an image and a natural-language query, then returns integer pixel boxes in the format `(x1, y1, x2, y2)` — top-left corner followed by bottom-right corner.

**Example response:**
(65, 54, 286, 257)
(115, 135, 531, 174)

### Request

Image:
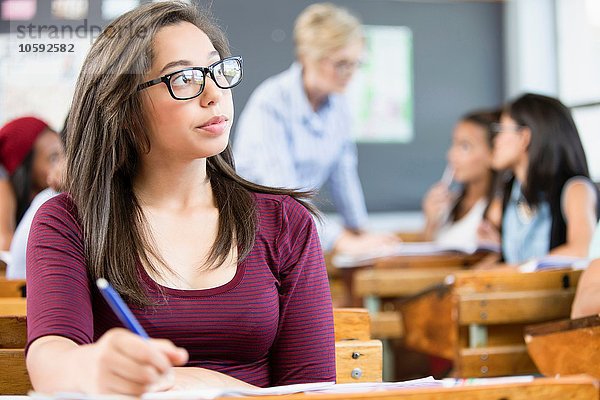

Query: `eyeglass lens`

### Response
(334, 60, 361, 74)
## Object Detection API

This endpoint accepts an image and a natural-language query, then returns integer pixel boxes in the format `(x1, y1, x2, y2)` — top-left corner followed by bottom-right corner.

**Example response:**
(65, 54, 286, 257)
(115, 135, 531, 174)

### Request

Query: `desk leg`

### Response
(469, 324, 488, 348)
(363, 295, 380, 313)
(341, 267, 366, 307)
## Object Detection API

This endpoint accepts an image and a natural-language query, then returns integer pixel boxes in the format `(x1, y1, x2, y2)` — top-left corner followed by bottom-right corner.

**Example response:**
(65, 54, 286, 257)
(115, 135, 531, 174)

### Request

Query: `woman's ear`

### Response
(520, 126, 532, 151)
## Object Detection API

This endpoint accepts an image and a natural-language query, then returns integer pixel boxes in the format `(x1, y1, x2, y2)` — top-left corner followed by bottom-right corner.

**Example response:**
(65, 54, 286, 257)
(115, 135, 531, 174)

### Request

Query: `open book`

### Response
(332, 241, 500, 268)
(30, 377, 441, 400)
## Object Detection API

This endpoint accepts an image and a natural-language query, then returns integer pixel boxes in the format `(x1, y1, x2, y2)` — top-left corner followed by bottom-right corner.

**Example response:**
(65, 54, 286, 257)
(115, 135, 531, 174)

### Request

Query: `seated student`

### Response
(233, 3, 398, 256)
(6, 131, 64, 279)
(26, 1, 335, 396)
(490, 93, 598, 266)
(421, 110, 500, 251)
(0, 170, 15, 254)
(0, 117, 61, 250)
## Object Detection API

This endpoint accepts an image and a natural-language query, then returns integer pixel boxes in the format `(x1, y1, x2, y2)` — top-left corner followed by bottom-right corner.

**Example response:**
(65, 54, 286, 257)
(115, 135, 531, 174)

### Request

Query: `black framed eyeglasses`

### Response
(137, 56, 243, 100)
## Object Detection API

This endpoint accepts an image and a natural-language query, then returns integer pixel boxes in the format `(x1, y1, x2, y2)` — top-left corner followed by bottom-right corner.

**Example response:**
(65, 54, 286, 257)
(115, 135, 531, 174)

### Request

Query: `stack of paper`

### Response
(30, 378, 444, 399)
(518, 256, 590, 273)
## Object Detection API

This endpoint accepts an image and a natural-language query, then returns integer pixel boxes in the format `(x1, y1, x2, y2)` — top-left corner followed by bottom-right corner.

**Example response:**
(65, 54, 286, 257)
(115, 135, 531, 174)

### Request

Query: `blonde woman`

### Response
(233, 3, 398, 255)
(26, 1, 335, 395)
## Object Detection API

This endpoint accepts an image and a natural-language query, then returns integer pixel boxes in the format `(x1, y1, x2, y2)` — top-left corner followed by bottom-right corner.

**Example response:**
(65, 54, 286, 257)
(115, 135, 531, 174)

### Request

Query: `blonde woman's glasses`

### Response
(324, 57, 363, 76)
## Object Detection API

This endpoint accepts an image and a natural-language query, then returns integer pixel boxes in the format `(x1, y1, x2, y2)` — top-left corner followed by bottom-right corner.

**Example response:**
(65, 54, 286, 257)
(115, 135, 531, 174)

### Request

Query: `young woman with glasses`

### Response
(490, 93, 598, 265)
(233, 3, 399, 261)
(25, 1, 335, 395)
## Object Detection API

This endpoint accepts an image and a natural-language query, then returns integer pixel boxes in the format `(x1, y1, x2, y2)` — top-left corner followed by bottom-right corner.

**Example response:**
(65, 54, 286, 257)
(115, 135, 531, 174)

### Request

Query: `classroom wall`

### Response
(209, 0, 504, 212)
(0, 0, 504, 212)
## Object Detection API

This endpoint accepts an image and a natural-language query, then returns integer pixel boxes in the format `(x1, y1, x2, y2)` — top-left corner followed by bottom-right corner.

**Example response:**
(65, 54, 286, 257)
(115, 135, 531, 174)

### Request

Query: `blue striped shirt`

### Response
(233, 63, 368, 234)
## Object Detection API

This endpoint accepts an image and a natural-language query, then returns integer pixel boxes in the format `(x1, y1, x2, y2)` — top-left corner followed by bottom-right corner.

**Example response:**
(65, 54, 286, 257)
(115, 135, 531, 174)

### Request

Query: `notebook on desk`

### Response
(517, 256, 590, 273)
(332, 241, 500, 268)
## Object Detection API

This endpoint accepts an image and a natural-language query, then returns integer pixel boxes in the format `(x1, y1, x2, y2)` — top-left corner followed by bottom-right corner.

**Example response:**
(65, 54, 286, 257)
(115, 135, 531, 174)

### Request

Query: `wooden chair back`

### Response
(398, 268, 581, 377)
(0, 297, 26, 316)
(0, 314, 30, 394)
(525, 314, 600, 379)
(0, 308, 382, 393)
(332, 308, 382, 383)
(0, 279, 26, 297)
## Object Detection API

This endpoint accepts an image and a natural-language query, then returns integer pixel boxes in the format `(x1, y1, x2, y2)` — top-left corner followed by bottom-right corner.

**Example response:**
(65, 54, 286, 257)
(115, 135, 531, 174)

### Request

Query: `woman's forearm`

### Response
(27, 336, 93, 394)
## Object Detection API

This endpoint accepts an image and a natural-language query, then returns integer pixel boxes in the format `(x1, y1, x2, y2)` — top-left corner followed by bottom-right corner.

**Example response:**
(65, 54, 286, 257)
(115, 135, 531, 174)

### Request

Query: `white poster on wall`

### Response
(346, 25, 413, 143)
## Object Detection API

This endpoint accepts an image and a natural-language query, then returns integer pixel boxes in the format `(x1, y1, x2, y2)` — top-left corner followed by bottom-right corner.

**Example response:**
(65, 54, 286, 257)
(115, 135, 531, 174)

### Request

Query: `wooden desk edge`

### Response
(218, 376, 599, 400)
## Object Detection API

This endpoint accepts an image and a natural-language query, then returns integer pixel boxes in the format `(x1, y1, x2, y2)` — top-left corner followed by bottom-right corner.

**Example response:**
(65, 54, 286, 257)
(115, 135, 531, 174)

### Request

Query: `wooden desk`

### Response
(0, 315, 28, 394)
(374, 252, 489, 270)
(329, 250, 492, 308)
(213, 376, 598, 400)
(334, 308, 383, 383)
(397, 268, 581, 377)
(0, 308, 383, 394)
(0, 298, 26, 316)
(349, 254, 492, 380)
(0, 279, 26, 297)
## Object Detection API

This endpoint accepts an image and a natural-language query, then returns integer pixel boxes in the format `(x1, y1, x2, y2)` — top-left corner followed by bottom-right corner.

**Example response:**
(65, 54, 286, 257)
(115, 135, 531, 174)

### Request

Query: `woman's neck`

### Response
(302, 67, 328, 112)
(514, 154, 529, 187)
(464, 175, 490, 204)
(133, 157, 214, 210)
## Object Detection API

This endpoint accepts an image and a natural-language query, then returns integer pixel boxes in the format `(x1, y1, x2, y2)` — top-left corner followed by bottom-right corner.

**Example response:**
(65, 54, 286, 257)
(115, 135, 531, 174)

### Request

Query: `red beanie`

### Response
(0, 116, 49, 175)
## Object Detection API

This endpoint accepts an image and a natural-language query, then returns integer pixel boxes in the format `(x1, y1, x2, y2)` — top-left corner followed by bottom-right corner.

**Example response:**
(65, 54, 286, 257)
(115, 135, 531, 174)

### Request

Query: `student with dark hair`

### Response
(6, 119, 67, 279)
(491, 93, 597, 265)
(25, 1, 335, 395)
(422, 109, 501, 250)
(0, 117, 61, 250)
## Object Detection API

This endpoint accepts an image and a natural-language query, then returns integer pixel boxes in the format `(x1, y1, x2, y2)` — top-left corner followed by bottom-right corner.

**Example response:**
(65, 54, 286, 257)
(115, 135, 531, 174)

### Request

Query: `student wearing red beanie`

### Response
(0, 116, 61, 250)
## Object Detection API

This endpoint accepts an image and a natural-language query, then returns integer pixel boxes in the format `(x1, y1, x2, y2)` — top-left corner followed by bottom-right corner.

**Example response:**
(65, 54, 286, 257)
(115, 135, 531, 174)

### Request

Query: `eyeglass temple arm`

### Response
(137, 77, 165, 91)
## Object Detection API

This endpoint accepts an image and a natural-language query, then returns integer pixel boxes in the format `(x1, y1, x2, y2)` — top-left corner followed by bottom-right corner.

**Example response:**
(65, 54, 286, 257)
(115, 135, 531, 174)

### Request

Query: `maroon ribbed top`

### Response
(26, 192, 336, 387)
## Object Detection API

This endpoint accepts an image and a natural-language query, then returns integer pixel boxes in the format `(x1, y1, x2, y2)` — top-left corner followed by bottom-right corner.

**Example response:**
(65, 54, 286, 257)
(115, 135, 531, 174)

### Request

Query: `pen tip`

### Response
(96, 278, 108, 289)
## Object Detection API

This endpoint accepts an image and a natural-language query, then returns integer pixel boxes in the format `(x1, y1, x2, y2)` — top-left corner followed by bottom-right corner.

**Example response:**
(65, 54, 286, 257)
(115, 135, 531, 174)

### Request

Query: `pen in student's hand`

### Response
(96, 278, 149, 339)
(97, 278, 176, 390)
(441, 165, 454, 187)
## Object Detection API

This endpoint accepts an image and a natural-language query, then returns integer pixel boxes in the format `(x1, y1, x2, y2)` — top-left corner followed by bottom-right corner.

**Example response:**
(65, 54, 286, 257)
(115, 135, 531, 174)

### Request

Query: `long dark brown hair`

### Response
(500, 93, 595, 251)
(10, 152, 34, 224)
(66, 1, 315, 305)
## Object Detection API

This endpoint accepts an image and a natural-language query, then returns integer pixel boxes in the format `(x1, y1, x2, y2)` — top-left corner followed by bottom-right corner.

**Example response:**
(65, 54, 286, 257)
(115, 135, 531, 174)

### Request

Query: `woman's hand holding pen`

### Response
(86, 328, 188, 395)
(333, 229, 400, 256)
(422, 182, 453, 226)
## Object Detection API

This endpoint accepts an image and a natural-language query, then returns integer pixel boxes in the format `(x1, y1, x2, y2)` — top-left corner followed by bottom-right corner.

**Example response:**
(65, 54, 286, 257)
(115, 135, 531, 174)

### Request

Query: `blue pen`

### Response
(96, 278, 149, 339)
